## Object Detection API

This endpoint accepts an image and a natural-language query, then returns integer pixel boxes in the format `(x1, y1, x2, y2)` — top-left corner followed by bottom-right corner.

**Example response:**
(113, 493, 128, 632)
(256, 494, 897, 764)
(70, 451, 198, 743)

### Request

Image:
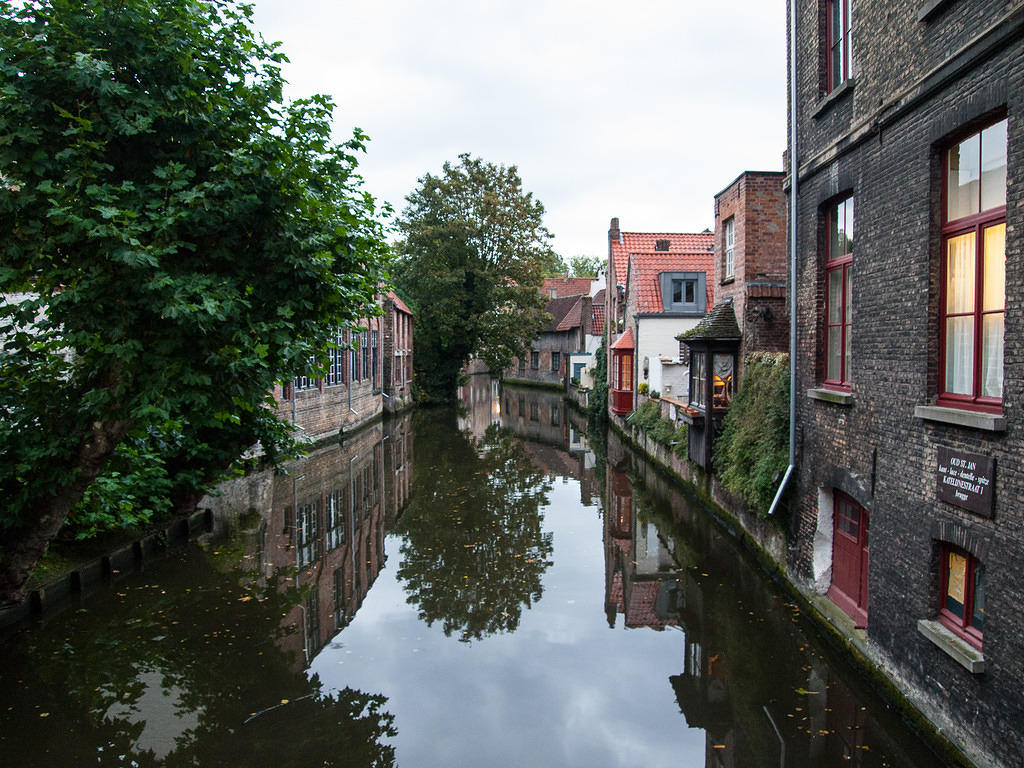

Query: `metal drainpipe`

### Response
(768, 0, 798, 516)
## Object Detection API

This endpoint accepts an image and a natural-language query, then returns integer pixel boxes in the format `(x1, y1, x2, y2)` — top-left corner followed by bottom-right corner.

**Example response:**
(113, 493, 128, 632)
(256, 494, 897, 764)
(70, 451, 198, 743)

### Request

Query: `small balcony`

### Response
(611, 387, 633, 415)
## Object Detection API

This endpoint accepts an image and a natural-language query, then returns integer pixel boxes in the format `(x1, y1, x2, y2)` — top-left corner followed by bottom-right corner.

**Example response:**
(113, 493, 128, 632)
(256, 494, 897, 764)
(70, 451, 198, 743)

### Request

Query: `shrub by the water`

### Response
(714, 352, 790, 515)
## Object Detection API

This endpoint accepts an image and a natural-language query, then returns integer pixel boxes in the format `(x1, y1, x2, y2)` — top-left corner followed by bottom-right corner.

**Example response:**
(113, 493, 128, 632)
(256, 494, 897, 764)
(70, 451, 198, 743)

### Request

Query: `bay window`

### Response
(940, 119, 1006, 411)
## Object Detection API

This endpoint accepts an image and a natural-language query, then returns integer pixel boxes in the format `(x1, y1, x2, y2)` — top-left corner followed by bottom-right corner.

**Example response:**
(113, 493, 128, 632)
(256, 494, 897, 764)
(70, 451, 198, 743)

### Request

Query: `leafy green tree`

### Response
(569, 254, 602, 278)
(393, 154, 553, 402)
(0, 0, 390, 603)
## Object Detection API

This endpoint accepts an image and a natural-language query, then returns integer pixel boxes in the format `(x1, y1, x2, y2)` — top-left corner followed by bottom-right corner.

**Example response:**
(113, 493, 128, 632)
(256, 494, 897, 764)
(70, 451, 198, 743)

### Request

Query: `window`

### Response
(939, 543, 984, 648)
(713, 353, 735, 407)
(551, 350, 561, 372)
(825, 197, 853, 388)
(361, 330, 370, 382)
(690, 351, 706, 409)
(941, 119, 1006, 410)
(724, 217, 735, 279)
(661, 271, 706, 314)
(351, 332, 361, 381)
(371, 330, 379, 389)
(827, 0, 852, 93)
(518, 356, 526, 372)
(531, 350, 540, 369)
(327, 327, 345, 386)
(655, 239, 670, 252)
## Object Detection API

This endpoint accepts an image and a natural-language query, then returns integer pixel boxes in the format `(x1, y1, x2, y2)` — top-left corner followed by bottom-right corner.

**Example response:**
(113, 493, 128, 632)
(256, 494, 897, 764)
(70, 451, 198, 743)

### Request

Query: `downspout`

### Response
(769, 0, 798, 516)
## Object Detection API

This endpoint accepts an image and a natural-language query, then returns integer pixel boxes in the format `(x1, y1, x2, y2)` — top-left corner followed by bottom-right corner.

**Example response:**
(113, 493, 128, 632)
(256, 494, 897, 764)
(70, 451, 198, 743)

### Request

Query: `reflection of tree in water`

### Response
(3, 546, 396, 768)
(395, 415, 554, 642)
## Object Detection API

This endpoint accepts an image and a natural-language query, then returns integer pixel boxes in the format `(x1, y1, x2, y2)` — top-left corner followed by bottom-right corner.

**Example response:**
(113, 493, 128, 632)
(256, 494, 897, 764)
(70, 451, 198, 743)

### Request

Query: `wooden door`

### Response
(828, 491, 869, 628)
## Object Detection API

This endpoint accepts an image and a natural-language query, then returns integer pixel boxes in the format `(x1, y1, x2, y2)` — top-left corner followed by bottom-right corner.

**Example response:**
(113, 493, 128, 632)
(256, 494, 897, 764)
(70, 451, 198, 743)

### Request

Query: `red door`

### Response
(828, 491, 869, 628)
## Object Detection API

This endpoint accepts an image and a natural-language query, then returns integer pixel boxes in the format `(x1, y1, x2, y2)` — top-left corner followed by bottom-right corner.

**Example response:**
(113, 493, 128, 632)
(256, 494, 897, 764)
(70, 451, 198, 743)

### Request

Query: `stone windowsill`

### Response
(811, 78, 855, 120)
(914, 405, 1006, 432)
(807, 387, 853, 405)
(917, 0, 953, 22)
(720, 276, 735, 286)
(918, 619, 986, 674)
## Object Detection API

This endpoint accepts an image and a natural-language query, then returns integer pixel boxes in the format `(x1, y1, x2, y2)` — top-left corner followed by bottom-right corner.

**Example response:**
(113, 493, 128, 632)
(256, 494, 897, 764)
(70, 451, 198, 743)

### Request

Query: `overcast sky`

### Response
(251, 0, 787, 261)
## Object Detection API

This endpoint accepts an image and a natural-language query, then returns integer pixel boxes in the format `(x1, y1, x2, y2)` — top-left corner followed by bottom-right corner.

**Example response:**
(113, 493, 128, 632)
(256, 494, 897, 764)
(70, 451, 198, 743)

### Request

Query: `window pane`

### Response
(983, 223, 1005, 312)
(945, 316, 974, 395)
(945, 233, 976, 314)
(828, 267, 843, 324)
(828, 326, 842, 380)
(844, 267, 852, 324)
(981, 314, 1003, 399)
(672, 280, 683, 303)
(844, 197, 854, 252)
(844, 322, 851, 384)
(945, 550, 967, 620)
(980, 119, 1007, 212)
(947, 133, 980, 221)
(685, 280, 695, 304)
(972, 562, 985, 632)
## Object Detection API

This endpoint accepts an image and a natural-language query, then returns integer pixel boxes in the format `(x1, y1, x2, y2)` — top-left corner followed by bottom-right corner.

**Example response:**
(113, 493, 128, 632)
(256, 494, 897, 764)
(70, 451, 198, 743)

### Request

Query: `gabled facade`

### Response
(508, 293, 592, 388)
(788, 2, 1024, 765)
(606, 228, 715, 414)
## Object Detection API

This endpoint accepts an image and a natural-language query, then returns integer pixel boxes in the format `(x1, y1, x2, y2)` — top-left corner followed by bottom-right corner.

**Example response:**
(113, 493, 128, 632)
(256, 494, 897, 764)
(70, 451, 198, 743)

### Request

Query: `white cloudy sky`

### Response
(251, 0, 787, 260)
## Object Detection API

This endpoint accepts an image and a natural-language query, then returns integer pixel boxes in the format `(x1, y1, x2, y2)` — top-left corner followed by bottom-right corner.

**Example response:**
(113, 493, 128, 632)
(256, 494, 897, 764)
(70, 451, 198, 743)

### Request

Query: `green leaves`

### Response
(0, 0, 390, 595)
(394, 154, 553, 401)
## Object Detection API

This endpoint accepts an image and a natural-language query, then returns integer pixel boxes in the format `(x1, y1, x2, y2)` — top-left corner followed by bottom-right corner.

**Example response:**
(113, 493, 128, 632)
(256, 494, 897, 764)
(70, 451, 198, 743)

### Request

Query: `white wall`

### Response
(637, 316, 702, 392)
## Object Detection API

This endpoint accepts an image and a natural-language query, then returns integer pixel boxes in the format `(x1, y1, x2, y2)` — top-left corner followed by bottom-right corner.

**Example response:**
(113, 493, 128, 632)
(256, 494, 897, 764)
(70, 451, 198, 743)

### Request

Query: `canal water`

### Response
(0, 379, 947, 767)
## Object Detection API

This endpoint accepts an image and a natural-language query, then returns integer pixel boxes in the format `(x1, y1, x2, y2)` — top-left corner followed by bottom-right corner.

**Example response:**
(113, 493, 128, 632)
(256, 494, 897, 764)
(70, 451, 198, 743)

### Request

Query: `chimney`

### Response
(609, 217, 621, 244)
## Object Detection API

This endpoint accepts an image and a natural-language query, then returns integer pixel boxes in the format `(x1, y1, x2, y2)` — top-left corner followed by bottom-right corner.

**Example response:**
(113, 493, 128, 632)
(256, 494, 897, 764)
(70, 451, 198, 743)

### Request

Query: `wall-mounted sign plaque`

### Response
(936, 447, 995, 517)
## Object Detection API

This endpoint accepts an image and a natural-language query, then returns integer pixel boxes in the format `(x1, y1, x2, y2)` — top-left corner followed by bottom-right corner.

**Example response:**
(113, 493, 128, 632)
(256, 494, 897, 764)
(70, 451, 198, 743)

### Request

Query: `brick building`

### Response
(788, 2, 1023, 765)
(713, 171, 788, 357)
(272, 311, 386, 442)
(382, 291, 414, 412)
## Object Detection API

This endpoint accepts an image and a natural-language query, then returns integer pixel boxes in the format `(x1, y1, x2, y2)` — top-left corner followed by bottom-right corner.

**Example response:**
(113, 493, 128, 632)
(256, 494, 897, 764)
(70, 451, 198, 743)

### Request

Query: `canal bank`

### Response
(604, 406, 976, 768)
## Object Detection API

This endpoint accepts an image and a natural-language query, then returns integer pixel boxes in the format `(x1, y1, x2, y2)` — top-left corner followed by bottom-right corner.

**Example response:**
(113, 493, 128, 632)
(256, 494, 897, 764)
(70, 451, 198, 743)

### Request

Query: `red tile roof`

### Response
(592, 288, 606, 333)
(543, 276, 595, 298)
(387, 291, 413, 315)
(545, 294, 585, 333)
(609, 230, 713, 290)
(610, 326, 635, 349)
(629, 250, 716, 314)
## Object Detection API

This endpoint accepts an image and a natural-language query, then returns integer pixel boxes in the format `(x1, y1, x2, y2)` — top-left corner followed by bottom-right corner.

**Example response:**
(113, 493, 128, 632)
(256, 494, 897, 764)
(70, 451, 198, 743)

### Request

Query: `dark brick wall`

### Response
(789, 2, 1024, 764)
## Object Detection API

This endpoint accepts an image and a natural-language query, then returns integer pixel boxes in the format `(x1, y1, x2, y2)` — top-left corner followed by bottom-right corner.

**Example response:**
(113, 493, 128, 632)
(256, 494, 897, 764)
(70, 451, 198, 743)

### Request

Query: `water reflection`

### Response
(0, 383, 948, 767)
(394, 410, 553, 641)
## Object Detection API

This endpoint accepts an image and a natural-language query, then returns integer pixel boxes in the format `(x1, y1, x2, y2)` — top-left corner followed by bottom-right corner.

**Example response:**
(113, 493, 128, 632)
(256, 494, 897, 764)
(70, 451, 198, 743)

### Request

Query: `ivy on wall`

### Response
(714, 352, 790, 515)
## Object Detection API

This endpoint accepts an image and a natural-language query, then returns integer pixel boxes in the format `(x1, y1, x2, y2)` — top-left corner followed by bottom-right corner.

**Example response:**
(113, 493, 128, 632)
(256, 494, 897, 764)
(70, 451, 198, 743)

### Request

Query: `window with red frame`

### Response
(939, 543, 984, 648)
(941, 119, 1006, 410)
(825, 197, 853, 388)
(827, 0, 852, 93)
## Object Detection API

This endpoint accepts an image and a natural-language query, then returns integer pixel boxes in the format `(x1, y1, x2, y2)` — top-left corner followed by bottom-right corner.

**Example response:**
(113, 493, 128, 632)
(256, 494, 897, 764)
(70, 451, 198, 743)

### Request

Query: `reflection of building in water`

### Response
(603, 463, 682, 632)
(456, 377, 598, 503)
(456, 374, 502, 442)
(204, 420, 406, 669)
(383, 411, 414, 529)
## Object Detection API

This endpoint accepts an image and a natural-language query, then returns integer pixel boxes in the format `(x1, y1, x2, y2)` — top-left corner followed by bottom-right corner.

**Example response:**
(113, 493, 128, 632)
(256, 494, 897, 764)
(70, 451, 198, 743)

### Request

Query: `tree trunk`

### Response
(0, 419, 131, 606)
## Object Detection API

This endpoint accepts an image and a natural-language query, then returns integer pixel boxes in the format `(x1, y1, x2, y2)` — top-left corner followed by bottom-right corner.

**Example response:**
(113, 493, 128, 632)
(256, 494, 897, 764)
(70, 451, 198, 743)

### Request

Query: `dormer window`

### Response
(659, 271, 706, 314)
